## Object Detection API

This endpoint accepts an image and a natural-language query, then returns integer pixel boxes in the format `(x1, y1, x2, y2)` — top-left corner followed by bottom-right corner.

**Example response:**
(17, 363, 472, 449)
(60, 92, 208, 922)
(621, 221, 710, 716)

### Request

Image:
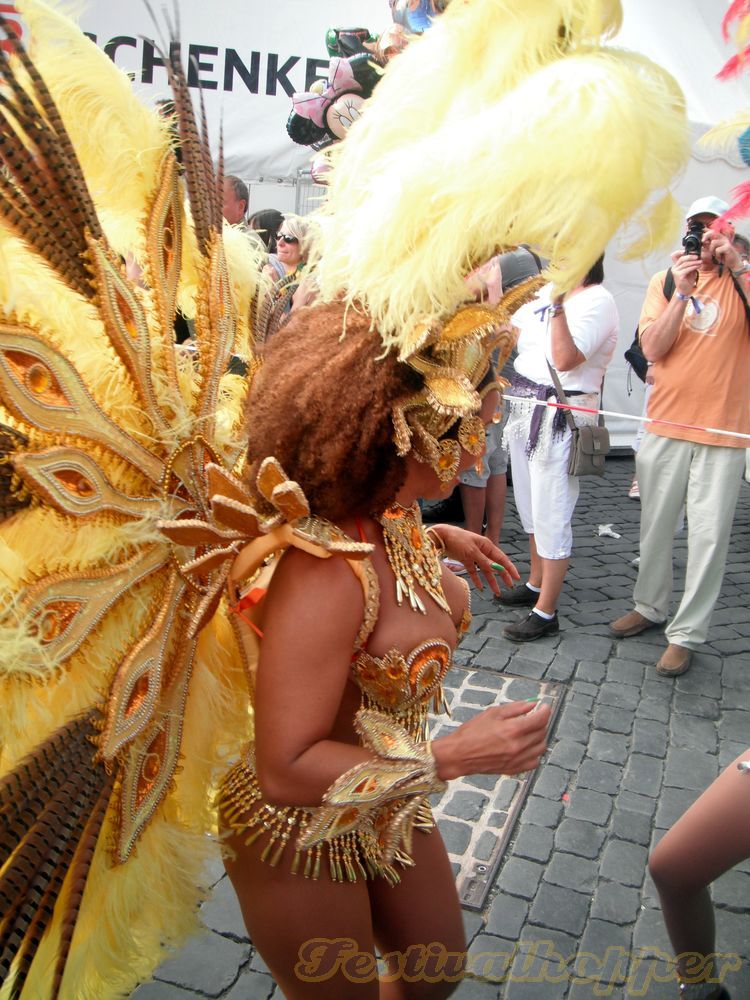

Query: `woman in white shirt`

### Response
(499, 256, 618, 641)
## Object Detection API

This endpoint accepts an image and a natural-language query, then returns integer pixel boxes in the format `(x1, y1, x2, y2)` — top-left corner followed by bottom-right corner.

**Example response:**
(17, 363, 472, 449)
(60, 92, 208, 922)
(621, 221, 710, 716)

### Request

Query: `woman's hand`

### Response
(290, 273, 319, 312)
(432, 701, 551, 781)
(465, 257, 503, 306)
(431, 522, 519, 595)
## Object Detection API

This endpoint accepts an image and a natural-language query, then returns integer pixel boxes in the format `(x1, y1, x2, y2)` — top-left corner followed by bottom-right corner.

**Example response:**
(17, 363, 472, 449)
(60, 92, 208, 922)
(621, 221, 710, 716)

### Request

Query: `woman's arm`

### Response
(290, 272, 318, 313)
(549, 288, 618, 372)
(254, 547, 550, 809)
(261, 263, 278, 285)
(253, 548, 374, 806)
(549, 297, 587, 371)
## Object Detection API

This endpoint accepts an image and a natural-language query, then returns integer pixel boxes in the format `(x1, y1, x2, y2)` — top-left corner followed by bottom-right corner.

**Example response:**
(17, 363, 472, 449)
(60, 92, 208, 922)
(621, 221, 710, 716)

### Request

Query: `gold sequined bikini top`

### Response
(347, 556, 470, 740)
(227, 513, 471, 714)
(351, 639, 452, 739)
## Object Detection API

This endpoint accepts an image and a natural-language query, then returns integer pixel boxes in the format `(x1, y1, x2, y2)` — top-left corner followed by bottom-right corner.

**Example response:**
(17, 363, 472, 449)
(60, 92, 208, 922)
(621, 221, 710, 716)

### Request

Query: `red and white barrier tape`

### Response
(502, 394, 750, 443)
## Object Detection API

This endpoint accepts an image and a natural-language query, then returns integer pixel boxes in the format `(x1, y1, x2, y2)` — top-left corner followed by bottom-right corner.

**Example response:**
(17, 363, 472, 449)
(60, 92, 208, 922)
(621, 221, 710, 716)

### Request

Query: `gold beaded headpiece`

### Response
(391, 281, 542, 481)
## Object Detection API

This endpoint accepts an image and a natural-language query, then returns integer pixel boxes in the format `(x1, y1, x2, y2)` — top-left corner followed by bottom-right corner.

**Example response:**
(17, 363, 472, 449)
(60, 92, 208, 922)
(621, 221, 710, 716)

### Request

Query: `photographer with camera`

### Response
(611, 196, 750, 676)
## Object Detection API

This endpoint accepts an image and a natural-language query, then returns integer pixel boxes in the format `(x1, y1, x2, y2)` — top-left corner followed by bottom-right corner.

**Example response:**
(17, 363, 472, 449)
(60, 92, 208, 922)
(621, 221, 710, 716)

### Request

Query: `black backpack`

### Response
(624, 270, 675, 383)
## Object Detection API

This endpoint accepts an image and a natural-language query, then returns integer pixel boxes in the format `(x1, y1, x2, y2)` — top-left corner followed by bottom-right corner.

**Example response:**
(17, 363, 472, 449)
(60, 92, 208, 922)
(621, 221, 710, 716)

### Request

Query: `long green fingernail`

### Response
(525, 697, 540, 703)
(491, 562, 505, 572)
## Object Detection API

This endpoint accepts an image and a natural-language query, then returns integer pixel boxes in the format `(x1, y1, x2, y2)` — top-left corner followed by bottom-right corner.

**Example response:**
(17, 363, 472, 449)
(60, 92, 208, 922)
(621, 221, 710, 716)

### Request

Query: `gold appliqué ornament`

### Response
(378, 502, 449, 614)
(457, 414, 485, 456)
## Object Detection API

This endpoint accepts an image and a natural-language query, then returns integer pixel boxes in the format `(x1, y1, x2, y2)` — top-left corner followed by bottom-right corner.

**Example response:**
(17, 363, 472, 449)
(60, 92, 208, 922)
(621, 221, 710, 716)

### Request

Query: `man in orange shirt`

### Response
(611, 196, 750, 676)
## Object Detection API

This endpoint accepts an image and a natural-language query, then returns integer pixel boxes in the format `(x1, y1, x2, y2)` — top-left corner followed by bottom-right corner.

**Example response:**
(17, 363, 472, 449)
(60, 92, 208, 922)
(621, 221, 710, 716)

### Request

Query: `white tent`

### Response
(54, 1, 750, 443)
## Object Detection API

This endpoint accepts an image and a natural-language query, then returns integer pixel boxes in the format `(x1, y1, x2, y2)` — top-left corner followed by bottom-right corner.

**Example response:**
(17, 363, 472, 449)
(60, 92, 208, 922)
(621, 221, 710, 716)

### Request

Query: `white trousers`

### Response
(634, 433, 745, 649)
(507, 411, 579, 560)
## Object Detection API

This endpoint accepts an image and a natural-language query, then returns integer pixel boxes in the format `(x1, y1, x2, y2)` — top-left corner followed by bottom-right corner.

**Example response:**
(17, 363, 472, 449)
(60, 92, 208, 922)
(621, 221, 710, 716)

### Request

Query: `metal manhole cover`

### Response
(430, 666, 564, 909)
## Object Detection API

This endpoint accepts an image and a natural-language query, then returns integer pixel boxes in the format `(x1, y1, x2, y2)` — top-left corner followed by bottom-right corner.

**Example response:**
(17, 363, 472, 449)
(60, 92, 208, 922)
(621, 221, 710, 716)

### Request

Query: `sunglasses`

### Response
(277, 232, 299, 245)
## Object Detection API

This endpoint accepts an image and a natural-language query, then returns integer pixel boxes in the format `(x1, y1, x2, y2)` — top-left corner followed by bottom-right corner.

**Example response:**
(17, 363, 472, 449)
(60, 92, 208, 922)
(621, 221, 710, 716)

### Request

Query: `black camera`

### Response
(682, 219, 705, 257)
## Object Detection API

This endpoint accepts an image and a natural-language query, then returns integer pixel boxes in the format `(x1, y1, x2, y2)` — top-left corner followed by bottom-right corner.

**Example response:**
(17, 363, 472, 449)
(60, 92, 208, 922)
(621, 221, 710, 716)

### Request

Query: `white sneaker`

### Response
(628, 479, 640, 500)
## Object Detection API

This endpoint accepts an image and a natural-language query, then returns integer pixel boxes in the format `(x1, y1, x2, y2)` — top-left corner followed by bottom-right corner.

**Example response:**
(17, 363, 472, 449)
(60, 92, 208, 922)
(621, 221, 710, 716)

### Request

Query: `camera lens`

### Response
(682, 220, 705, 256)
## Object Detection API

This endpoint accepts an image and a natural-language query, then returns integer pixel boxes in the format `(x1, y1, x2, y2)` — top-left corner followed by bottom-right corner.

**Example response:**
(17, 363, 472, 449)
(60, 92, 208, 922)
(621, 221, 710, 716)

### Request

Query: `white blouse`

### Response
(512, 283, 619, 393)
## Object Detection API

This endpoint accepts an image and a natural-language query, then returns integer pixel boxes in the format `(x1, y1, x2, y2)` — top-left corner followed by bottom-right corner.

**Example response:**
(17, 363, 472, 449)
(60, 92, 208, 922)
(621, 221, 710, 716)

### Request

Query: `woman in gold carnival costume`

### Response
(217, 301, 551, 999)
(0, 0, 690, 997)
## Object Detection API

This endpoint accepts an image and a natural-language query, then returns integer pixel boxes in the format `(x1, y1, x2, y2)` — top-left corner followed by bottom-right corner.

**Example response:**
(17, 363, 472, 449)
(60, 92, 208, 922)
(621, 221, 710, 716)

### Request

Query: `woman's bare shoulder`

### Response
(262, 544, 367, 647)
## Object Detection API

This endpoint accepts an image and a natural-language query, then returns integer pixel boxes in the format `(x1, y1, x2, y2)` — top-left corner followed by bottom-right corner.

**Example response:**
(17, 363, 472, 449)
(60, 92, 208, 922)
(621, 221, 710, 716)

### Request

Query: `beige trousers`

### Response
(634, 433, 745, 649)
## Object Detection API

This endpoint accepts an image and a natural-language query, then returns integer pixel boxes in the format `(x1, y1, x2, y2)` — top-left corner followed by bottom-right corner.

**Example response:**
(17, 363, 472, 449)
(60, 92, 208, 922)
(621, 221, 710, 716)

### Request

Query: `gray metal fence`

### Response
(294, 169, 327, 216)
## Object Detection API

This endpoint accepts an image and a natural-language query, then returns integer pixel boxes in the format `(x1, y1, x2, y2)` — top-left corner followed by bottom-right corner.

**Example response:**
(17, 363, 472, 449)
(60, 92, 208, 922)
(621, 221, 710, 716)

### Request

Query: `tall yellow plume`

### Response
(315, 0, 688, 353)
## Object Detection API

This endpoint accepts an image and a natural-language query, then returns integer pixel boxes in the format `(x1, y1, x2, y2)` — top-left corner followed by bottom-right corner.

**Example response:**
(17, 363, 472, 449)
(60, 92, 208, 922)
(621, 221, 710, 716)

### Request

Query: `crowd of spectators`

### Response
(220, 181, 748, 676)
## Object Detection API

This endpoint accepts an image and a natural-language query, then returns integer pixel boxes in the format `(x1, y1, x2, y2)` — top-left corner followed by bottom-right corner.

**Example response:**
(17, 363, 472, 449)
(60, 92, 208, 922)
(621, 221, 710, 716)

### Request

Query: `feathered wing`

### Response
(0, 2, 260, 996)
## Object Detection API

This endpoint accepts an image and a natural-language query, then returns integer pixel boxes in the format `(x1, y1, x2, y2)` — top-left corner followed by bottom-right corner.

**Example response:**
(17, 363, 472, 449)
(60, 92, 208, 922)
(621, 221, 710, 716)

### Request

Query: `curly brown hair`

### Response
(245, 301, 422, 521)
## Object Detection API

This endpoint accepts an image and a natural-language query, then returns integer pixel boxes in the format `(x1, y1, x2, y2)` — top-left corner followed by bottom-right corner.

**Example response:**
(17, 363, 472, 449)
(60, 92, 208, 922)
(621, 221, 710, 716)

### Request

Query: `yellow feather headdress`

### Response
(313, 0, 689, 354)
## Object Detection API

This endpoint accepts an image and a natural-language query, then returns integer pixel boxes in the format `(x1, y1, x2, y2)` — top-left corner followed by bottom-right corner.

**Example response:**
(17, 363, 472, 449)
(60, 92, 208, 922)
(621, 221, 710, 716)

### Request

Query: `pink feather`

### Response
(726, 180, 750, 221)
(717, 47, 750, 80)
(722, 0, 750, 41)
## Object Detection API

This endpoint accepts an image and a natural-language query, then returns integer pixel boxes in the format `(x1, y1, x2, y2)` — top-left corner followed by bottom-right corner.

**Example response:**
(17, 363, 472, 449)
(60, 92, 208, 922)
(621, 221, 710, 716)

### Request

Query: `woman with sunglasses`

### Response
(263, 213, 310, 283)
(258, 213, 313, 339)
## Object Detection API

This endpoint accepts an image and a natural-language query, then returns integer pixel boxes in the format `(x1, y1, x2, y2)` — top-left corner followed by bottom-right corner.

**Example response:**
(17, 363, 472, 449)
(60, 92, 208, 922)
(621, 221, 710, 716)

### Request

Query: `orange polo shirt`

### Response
(639, 268, 750, 448)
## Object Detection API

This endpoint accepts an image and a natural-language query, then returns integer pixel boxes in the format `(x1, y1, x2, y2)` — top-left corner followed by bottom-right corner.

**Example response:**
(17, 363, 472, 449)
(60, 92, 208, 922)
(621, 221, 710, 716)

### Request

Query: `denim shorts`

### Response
(459, 412, 508, 486)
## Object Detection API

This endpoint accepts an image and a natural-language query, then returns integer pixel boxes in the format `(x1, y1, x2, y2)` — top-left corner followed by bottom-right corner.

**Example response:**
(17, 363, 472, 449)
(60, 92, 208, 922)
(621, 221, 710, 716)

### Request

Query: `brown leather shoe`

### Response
(656, 644, 692, 677)
(609, 610, 663, 639)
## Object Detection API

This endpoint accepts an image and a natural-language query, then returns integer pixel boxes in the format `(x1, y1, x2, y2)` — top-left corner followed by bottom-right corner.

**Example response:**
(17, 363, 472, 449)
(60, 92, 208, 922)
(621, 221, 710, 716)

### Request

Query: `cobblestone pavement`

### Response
(132, 456, 750, 1000)
(432, 669, 564, 911)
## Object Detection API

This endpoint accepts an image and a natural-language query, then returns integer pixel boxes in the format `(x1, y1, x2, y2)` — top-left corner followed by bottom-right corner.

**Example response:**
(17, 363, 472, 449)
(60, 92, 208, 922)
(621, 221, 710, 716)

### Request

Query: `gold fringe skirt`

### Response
(218, 750, 434, 885)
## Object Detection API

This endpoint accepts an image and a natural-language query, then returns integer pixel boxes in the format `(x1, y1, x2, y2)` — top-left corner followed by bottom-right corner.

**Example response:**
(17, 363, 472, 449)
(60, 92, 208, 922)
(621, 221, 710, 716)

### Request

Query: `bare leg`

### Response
(536, 556, 569, 616)
(649, 749, 750, 994)
(369, 826, 466, 999)
(528, 534, 541, 588)
(223, 824, 466, 999)
(223, 829, 379, 999)
(484, 473, 506, 546)
(459, 483, 486, 536)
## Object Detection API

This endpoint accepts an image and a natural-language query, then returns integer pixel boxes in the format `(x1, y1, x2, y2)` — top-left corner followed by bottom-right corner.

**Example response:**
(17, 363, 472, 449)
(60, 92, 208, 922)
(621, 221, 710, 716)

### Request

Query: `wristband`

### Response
(548, 303, 565, 318)
(424, 525, 446, 557)
(730, 264, 749, 277)
(299, 710, 447, 862)
(675, 292, 690, 302)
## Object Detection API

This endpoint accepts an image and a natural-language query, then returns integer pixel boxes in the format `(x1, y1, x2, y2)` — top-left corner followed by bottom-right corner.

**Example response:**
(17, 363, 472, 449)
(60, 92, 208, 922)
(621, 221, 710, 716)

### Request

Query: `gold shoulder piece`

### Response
(498, 274, 546, 318)
(159, 458, 373, 607)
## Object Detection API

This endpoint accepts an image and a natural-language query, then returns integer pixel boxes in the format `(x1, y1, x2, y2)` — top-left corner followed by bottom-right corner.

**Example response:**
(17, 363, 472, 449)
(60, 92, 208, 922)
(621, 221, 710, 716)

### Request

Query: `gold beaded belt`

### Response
(218, 749, 434, 884)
